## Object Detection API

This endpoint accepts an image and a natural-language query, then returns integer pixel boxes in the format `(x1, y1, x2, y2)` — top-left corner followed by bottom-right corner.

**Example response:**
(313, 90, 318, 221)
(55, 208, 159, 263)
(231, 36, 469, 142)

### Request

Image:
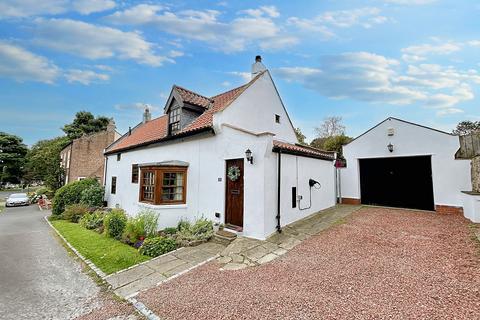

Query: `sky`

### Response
(0, 0, 479, 145)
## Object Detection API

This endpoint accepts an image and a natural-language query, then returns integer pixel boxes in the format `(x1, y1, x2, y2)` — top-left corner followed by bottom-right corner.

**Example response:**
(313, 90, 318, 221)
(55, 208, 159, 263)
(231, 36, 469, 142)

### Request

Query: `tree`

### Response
(315, 116, 346, 138)
(294, 127, 307, 144)
(0, 132, 28, 185)
(322, 135, 352, 156)
(24, 136, 70, 191)
(310, 137, 327, 149)
(62, 111, 110, 140)
(452, 120, 480, 135)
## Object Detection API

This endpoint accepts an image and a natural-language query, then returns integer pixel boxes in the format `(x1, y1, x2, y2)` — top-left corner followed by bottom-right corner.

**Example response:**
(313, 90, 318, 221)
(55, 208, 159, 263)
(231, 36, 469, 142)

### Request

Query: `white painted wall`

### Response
(214, 71, 297, 144)
(462, 193, 480, 223)
(263, 152, 336, 238)
(105, 127, 275, 239)
(341, 118, 471, 207)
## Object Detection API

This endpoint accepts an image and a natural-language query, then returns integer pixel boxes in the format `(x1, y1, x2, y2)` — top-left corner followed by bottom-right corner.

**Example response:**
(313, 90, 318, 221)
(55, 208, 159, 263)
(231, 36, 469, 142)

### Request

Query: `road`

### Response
(0, 203, 100, 319)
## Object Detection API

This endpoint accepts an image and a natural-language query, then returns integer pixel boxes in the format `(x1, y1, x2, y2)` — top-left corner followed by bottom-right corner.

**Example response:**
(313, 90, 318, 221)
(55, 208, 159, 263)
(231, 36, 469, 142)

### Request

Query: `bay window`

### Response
(139, 166, 187, 205)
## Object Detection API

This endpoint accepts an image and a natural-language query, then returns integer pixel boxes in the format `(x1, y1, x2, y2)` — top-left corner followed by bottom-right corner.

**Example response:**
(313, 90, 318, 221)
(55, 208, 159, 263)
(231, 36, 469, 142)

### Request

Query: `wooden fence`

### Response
(455, 132, 480, 159)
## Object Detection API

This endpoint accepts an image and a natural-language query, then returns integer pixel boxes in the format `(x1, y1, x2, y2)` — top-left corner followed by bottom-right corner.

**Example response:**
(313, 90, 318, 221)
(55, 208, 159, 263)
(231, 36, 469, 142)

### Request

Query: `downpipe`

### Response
(276, 151, 282, 233)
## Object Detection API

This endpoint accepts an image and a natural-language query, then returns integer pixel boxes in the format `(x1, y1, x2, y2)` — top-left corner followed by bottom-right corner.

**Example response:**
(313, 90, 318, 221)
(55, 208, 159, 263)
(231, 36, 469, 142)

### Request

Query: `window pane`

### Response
(142, 171, 155, 201)
(161, 171, 184, 202)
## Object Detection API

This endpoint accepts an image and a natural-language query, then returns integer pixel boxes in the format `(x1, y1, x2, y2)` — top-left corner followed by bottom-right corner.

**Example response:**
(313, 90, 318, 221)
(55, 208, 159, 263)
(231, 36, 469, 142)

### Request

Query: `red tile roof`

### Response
(106, 71, 265, 154)
(174, 85, 211, 108)
(272, 140, 335, 160)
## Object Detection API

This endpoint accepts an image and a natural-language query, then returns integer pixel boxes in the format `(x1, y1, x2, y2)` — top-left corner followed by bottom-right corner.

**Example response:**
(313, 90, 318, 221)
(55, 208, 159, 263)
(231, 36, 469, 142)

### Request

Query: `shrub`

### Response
(176, 217, 214, 246)
(122, 210, 159, 244)
(104, 209, 127, 239)
(80, 184, 104, 207)
(139, 237, 176, 257)
(62, 204, 89, 223)
(163, 227, 178, 235)
(177, 219, 191, 232)
(52, 178, 100, 216)
(80, 210, 104, 230)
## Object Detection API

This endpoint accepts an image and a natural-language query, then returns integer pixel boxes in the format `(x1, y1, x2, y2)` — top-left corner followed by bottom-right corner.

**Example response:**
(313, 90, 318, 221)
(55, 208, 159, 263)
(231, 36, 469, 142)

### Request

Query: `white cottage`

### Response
(340, 117, 471, 214)
(104, 57, 336, 240)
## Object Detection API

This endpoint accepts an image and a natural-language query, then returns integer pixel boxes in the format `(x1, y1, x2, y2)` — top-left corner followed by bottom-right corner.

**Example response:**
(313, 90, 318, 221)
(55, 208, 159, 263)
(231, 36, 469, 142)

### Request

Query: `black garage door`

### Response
(359, 156, 434, 211)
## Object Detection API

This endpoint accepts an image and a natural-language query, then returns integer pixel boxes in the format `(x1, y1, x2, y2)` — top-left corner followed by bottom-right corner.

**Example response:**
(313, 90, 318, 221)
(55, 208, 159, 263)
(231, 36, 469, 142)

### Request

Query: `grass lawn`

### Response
(51, 220, 151, 274)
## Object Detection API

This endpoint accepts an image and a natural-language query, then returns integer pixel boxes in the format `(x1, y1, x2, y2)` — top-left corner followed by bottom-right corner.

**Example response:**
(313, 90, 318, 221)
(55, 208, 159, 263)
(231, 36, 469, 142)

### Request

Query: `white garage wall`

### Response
(263, 152, 336, 238)
(341, 118, 471, 207)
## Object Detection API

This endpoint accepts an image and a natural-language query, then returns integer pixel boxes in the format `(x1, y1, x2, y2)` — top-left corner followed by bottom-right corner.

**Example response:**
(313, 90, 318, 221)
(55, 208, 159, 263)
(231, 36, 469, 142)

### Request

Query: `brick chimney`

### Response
(106, 119, 116, 132)
(143, 105, 151, 123)
(251, 55, 266, 79)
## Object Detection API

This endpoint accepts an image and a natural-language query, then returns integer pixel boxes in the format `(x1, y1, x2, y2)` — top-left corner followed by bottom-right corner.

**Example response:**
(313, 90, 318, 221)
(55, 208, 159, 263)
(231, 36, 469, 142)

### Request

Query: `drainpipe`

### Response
(276, 150, 282, 233)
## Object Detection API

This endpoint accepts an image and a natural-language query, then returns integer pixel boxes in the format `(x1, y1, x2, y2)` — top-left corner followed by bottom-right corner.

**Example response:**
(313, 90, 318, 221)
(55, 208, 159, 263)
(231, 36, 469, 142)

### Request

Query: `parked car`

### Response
(5, 193, 30, 207)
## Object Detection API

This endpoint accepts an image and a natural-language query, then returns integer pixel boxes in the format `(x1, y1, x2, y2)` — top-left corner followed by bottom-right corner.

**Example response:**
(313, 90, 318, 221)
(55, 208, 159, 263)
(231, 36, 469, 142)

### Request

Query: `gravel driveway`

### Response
(138, 207, 480, 319)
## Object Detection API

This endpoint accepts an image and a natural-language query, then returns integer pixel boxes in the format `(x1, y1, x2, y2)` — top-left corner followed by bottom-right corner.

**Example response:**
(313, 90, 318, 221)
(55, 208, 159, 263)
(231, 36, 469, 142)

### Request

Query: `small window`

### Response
(131, 164, 139, 183)
(275, 114, 281, 123)
(139, 166, 187, 205)
(117, 153, 121, 161)
(169, 108, 181, 135)
(111, 176, 117, 194)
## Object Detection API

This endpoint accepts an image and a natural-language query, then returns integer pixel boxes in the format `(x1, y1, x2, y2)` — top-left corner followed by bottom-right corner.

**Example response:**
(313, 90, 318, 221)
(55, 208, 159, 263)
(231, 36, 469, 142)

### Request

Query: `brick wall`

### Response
(435, 205, 464, 215)
(64, 129, 117, 185)
(341, 198, 361, 205)
(472, 156, 480, 193)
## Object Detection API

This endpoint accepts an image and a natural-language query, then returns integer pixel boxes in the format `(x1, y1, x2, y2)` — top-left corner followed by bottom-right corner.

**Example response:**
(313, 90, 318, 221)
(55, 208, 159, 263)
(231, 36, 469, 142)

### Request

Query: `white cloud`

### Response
(72, 0, 115, 15)
(0, 0, 116, 18)
(437, 108, 464, 116)
(0, 41, 59, 83)
(64, 69, 109, 85)
(228, 71, 251, 82)
(107, 5, 295, 52)
(402, 42, 461, 57)
(33, 18, 171, 66)
(385, 0, 437, 5)
(114, 102, 160, 112)
(275, 51, 480, 114)
(287, 7, 389, 37)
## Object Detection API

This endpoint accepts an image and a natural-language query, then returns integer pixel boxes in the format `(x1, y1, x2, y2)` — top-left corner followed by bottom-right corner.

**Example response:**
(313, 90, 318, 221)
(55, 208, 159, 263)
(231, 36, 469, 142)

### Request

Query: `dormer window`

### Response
(169, 107, 180, 134)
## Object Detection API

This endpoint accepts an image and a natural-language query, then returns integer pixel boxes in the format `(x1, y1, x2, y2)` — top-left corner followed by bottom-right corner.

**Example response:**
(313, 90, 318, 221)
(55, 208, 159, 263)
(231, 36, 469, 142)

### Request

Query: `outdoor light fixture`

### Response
(387, 143, 394, 153)
(245, 149, 253, 164)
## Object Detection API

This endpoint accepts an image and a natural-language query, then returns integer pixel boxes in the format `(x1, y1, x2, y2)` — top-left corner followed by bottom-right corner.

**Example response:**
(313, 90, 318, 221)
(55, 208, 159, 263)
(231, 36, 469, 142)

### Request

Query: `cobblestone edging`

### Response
(127, 297, 161, 320)
(44, 216, 107, 278)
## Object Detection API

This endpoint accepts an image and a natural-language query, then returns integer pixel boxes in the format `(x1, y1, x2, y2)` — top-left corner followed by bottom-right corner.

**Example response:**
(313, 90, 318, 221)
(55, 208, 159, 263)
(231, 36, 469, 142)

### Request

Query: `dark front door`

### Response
(225, 159, 244, 227)
(359, 156, 435, 211)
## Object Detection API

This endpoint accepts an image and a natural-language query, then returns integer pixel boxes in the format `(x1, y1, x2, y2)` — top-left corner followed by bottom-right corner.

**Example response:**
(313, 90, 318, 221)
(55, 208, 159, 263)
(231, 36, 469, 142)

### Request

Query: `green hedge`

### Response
(52, 178, 100, 216)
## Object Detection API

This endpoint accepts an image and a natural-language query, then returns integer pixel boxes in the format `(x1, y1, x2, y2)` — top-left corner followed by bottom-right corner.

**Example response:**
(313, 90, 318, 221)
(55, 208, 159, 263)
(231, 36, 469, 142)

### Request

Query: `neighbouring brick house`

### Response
(60, 120, 120, 185)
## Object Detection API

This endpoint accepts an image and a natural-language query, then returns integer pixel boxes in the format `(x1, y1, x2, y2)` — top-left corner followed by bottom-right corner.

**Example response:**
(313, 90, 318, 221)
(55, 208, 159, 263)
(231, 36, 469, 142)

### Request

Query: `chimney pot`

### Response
(251, 55, 266, 79)
(143, 104, 151, 123)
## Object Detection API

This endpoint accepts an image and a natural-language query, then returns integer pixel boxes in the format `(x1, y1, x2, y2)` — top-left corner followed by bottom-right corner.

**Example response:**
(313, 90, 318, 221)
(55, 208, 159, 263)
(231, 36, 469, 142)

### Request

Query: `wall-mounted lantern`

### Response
(387, 143, 394, 153)
(245, 149, 253, 164)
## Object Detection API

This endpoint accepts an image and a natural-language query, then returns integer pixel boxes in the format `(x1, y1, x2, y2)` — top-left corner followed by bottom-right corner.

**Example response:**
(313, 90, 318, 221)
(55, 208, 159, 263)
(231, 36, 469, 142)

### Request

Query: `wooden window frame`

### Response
(131, 164, 139, 183)
(169, 108, 181, 135)
(139, 166, 187, 205)
(111, 176, 117, 194)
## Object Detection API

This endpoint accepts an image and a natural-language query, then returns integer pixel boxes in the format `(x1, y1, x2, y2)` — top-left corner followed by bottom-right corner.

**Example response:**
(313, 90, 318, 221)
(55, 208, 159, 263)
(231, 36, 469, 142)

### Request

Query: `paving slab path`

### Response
(105, 242, 225, 298)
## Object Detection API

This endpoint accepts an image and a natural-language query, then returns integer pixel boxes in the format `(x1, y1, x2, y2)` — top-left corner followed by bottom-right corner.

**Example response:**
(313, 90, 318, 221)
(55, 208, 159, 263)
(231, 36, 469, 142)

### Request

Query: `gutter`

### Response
(272, 146, 334, 161)
(276, 150, 282, 233)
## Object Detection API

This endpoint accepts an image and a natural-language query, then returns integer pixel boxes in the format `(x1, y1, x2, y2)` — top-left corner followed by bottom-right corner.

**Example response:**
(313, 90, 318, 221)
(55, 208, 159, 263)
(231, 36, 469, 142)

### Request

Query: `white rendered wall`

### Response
(215, 71, 297, 144)
(341, 118, 471, 207)
(105, 127, 272, 239)
(263, 152, 336, 238)
(462, 193, 480, 223)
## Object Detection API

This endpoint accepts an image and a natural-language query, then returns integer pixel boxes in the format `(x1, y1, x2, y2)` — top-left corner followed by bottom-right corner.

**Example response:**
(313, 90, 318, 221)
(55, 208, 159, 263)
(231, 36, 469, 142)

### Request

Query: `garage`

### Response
(359, 156, 434, 210)
(340, 117, 471, 214)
